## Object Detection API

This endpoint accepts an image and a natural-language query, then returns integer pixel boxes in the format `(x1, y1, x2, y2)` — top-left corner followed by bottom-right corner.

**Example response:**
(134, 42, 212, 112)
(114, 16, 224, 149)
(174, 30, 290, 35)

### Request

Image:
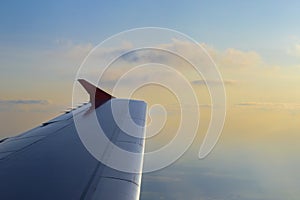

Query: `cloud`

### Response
(0, 99, 49, 105)
(221, 48, 262, 68)
(120, 49, 168, 63)
(236, 102, 300, 110)
(192, 79, 237, 86)
(77, 40, 266, 87)
(0, 99, 53, 112)
(115, 41, 264, 71)
(287, 43, 300, 57)
(200, 43, 263, 69)
(47, 40, 94, 61)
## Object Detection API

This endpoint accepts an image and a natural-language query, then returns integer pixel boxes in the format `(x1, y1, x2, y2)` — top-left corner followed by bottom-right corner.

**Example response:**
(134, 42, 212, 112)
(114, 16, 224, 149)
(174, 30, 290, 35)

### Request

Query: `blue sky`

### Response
(1, 0, 300, 70)
(1, 0, 300, 51)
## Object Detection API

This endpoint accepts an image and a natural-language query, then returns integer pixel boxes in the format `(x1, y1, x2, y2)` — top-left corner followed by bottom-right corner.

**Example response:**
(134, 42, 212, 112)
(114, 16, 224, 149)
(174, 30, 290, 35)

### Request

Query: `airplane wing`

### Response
(0, 80, 147, 200)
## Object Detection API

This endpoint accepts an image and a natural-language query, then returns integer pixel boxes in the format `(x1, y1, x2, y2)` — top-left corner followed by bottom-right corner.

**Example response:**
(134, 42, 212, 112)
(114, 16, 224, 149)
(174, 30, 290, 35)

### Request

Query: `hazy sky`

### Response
(1, 1, 300, 199)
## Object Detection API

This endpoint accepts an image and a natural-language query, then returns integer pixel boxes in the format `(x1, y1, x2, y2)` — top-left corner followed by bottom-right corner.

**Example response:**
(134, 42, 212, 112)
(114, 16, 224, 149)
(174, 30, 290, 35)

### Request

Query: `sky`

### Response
(1, 1, 300, 199)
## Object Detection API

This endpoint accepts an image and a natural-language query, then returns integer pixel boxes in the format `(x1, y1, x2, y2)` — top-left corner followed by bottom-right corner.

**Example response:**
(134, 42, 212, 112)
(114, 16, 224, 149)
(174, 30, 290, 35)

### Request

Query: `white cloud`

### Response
(0, 99, 49, 105)
(0, 99, 63, 113)
(192, 79, 237, 86)
(287, 43, 300, 57)
(200, 43, 263, 69)
(236, 102, 300, 110)
(47, 40, 94, 61)
(221, 48, 262, 68)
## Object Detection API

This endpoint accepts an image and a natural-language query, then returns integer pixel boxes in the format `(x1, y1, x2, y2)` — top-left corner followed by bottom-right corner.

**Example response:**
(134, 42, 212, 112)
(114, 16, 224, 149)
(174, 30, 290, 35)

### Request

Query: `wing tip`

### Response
(78, 79, 114, 108)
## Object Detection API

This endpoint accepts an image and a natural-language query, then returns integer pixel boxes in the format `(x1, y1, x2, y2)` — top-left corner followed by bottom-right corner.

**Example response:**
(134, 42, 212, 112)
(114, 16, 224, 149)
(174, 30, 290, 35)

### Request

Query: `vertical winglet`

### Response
(78, 79, 114, 108)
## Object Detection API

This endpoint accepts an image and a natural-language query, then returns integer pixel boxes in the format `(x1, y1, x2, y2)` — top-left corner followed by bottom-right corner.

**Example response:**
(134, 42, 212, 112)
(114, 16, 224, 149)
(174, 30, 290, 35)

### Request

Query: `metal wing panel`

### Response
(0, 122, 98, 199)
(0, 98, 147, 200)
(79, 99, 147, 200)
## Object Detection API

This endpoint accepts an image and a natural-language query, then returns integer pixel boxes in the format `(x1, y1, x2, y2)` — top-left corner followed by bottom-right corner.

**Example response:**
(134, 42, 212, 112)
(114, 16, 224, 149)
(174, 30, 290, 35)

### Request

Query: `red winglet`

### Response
(78, 79, 114, 108)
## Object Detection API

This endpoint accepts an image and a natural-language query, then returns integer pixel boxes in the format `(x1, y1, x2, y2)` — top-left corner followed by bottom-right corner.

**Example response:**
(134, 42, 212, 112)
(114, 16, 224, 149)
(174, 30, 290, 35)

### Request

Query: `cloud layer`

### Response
(236, 102, 300, 110)
(0, 99, 49, 105)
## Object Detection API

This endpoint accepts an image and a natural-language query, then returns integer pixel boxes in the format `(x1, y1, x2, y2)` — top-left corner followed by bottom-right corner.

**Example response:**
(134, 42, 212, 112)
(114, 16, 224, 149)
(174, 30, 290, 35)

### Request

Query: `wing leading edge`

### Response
(0, 80, 147, 200)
